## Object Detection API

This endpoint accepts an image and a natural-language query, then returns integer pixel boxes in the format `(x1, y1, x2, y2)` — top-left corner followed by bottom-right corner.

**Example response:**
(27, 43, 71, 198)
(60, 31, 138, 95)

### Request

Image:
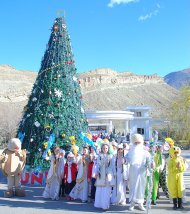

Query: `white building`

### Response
(126, 106, 152, 141)
(85, 106, 152, 141)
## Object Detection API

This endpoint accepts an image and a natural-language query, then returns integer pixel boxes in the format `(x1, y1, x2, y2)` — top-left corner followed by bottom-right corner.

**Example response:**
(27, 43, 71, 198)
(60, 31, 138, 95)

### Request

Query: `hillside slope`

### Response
(164, 68, 190, 89)
(0, 65, 179, 120)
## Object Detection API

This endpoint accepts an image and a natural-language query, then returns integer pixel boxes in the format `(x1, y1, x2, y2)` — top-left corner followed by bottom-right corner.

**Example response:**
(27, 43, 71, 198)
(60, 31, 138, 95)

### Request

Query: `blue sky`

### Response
(0, 0, 189, 76)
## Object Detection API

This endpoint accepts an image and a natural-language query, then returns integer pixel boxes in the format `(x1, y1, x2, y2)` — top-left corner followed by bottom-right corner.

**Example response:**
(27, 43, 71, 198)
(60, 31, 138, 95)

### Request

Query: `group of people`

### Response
(0, 133, 187, 212)
(42, 133, 188, 211)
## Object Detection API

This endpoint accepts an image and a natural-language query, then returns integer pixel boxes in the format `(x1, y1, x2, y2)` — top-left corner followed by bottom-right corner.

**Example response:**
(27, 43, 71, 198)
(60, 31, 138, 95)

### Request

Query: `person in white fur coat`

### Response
(43, 147, 65, 200)
(94, 141, 115, 211)
(125, 133, 151, 211)
(69, 146, 90, 202)
(111, 143, 128, 205)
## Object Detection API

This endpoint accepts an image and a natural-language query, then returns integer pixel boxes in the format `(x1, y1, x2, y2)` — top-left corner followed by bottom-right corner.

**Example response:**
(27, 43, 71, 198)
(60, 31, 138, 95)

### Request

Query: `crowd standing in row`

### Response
(42, 133, 188, 211)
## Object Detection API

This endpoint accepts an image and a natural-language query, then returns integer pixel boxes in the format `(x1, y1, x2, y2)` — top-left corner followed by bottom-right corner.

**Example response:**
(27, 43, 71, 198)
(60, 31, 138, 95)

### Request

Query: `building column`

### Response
(125, 120, 129, 134)
(145, 119, 150, 141)
(108, 120, 113, 133)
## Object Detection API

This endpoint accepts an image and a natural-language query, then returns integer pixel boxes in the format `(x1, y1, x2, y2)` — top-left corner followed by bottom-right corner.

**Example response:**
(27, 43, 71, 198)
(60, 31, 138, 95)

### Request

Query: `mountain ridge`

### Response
(0, 64, 178, 118)
(164, 68, 190, 89)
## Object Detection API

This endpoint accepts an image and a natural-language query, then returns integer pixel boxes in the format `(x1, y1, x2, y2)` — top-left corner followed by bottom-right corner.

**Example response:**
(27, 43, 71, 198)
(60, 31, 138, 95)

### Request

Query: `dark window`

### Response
(137, 128, 144, 135)
(89, 126, 107, 131)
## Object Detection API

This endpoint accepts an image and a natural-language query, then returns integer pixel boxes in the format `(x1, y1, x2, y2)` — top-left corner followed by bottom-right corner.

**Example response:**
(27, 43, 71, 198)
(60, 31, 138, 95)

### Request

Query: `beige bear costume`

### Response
(0, 138, 26, 197)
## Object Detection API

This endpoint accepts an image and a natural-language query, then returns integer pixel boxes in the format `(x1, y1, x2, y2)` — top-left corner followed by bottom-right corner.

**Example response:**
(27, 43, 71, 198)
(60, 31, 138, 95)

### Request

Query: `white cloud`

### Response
(138, 4, 160, 21)
(156, 3, 161, 9)
(108, 0, 139, 8)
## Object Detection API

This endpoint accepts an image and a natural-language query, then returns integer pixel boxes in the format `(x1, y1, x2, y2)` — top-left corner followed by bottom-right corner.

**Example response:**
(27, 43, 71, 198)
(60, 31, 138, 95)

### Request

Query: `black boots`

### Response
(177, 198, 184, 209)
(173, 198, 184, 210)
(151, 200, 156, 205)
(173, 198, 177, 210)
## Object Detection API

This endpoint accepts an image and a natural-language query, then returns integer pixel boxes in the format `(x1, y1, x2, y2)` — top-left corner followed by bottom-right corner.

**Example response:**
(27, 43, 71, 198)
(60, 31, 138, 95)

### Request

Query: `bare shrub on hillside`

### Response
(0, 103, 22, 148)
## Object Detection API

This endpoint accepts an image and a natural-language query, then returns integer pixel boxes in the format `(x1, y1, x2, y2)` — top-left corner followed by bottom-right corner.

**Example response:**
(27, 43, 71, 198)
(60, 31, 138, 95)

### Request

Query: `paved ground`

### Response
(0, 182, 189, 214)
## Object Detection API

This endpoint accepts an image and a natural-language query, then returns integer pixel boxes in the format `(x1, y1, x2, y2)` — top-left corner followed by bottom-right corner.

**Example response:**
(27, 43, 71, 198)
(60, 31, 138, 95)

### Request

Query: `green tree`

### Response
(168, 86, 190, 145)
(17, 16, 88, 169)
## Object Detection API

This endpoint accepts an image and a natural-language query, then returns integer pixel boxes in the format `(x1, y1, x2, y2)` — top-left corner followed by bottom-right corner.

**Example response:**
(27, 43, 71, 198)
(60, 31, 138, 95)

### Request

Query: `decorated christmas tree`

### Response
(17, 16, 88, 169)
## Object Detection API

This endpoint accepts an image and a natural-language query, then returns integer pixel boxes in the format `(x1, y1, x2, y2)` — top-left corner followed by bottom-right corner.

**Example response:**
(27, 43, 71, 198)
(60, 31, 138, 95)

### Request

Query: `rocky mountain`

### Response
(164, 68, 190, 89)
(79, 68, 178, 117)
(0, 64, 179, 119)
(0, 64, 37, 103)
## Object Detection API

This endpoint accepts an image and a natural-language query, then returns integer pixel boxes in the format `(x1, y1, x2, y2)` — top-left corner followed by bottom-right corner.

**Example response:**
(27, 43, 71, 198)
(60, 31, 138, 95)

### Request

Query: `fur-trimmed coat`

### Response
(95, 153, 115, 187)
(0, 149, 26, 176)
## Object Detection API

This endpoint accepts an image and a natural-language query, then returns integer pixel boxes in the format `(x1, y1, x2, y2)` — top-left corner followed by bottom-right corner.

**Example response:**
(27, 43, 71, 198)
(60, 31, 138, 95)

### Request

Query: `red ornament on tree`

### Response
(53, 24, 59, 31)
(48, 101, 51, 105)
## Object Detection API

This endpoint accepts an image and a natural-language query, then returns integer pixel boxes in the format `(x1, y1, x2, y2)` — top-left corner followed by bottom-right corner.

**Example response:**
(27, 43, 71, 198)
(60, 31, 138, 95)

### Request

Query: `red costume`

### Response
(64, 162, 77, 182)
(64, 162, 77, 197)
(88, 161, 94, 179)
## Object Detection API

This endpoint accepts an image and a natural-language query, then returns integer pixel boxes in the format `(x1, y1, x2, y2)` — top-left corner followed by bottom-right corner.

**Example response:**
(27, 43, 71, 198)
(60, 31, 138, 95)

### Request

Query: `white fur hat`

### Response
(131, 134, 144, 144)
(8, 138, 22, 152)
(67, 152, 74, 158)
(112, 141, 118, 147)
(60, 149, 65, 155)
(117, 143, 123, 149)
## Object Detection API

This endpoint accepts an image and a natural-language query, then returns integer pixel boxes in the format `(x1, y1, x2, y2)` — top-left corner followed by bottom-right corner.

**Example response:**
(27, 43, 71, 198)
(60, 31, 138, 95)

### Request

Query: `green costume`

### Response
(152, 152, 162, 202)
(145, 149, 163, 205)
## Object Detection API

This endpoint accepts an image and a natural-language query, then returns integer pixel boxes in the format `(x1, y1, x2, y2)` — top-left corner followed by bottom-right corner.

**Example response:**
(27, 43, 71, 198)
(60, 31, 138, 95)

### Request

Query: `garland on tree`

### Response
(17, 16, 88, 169)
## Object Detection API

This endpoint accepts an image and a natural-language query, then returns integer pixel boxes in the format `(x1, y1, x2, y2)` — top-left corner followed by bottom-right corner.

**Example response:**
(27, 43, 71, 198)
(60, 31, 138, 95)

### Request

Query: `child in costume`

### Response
(94, 141, 115, 211)
(167, 146, 186, 210)
(151, 144, 164, 205)
(144, 142, 154, 205)
(111, 140, 118, 156)
(69, 146, 90, 202)
(0, 138, 26, 197)
(88, 146, 98, 202)
(111, 143, 128, 205)
(43, 147, 64, 200)
(64, 152, 77, 200)
(59, 149, 66, 197)
(156, 138, 174, 200)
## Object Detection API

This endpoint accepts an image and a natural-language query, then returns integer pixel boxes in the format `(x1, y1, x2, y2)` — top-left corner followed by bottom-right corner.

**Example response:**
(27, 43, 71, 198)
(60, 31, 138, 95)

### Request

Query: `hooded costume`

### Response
(0, 138, 26, 197)
(126, 134, 151, 211)
(167, 146, 186, 209)
(43, 149, 65, 200)
(111, 143, 128, 205)
(64, 152, 78, 199)
(69, 147, 90, 202)
(94, 142, 115, 210)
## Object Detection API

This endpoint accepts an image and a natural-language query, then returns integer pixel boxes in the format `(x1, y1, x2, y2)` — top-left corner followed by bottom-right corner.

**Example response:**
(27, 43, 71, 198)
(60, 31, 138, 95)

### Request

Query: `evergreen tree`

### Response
(17, 16, 88, 169)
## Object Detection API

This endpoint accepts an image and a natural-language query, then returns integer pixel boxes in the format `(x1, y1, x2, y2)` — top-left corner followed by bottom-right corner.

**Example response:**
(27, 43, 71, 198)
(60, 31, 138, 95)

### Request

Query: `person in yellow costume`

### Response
(165, 138, 175, 158)
(167, 146, 186, 210)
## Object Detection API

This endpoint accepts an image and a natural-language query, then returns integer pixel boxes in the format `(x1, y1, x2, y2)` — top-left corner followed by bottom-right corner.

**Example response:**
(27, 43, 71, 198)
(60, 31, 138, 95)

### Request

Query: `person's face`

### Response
(157, 146, 162, 152)
(113, 145, 117, 150)
(134, 141, 141, 145)
(67, 156, 73, 162)
(118, 148, 123, 154)
(83, 148, 88, 155)
(54, 148, 60, 156)
(91, 148, 95, 154)
(102, 145, 109, 154)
